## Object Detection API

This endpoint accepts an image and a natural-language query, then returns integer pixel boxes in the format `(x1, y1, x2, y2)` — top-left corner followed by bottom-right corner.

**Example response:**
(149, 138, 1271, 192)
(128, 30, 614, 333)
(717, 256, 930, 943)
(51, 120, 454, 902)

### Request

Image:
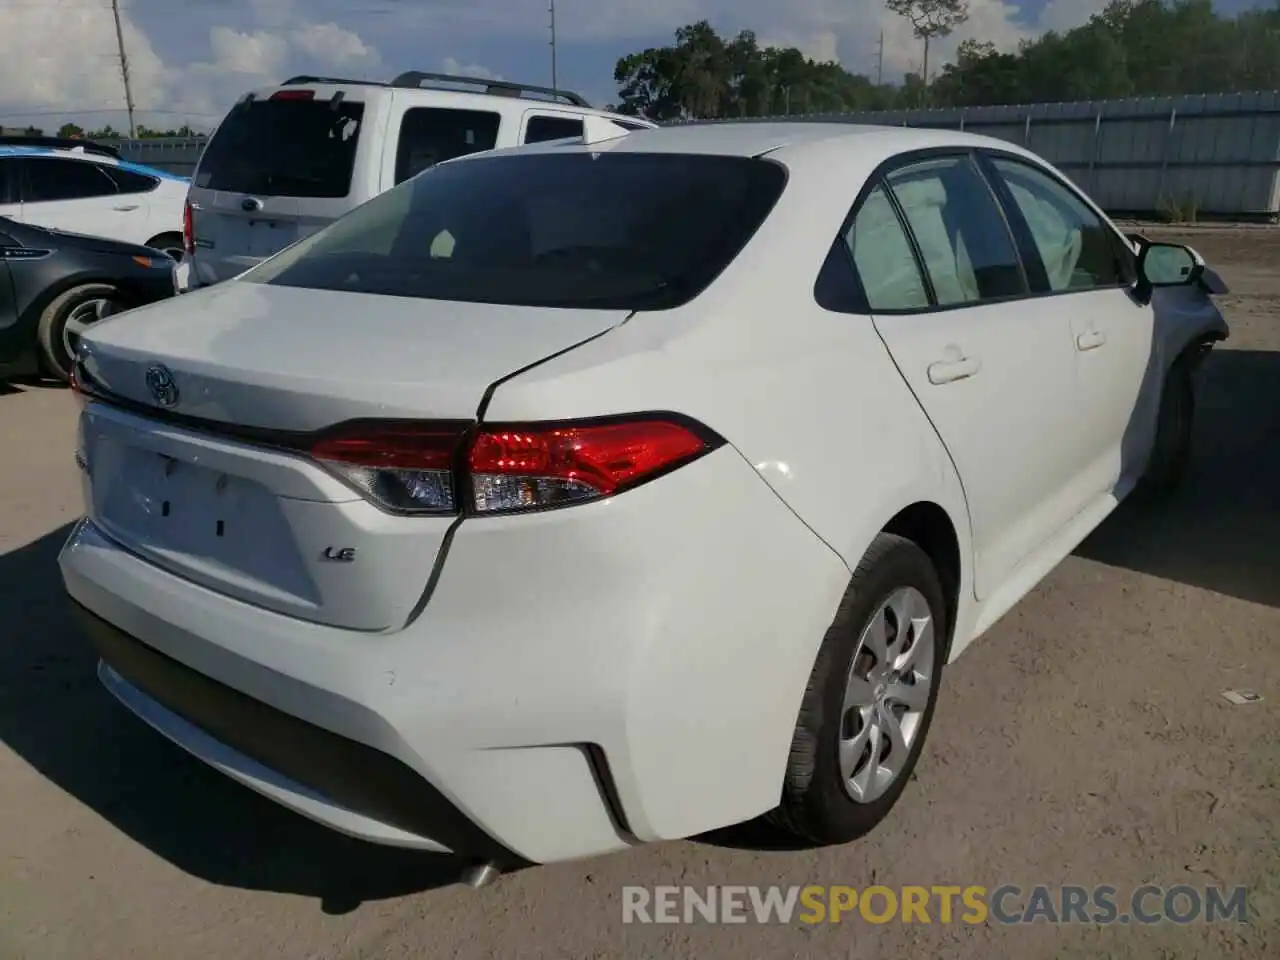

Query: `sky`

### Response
(0, 0, 1268, 133)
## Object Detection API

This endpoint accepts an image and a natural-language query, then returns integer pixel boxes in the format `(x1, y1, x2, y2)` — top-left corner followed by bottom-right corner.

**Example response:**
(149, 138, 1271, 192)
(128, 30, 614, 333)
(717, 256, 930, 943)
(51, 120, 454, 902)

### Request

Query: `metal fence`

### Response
(110, 90, 1280, 218)
(113, 137, 207, 177)
(667, 91, 1280, 218)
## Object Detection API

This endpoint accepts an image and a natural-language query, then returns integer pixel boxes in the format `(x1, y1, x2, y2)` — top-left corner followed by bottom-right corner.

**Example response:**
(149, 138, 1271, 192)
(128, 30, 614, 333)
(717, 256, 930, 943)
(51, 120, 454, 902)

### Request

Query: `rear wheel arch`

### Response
(881, 501, 962, 658)
(144, 231, 185, 261)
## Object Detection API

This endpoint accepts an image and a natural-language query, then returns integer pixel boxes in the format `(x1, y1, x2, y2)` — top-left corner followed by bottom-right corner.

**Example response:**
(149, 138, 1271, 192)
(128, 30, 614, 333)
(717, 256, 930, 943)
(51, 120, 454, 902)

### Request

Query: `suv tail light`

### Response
(309, 416, 723, 516)
(182, 199, 194, 255)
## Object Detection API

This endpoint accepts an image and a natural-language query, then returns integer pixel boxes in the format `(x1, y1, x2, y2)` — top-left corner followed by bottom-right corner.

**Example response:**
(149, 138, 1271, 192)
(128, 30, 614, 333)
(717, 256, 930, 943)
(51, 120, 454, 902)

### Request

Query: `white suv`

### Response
(177, 71, 657, 291)
(0, 137, 188, 259)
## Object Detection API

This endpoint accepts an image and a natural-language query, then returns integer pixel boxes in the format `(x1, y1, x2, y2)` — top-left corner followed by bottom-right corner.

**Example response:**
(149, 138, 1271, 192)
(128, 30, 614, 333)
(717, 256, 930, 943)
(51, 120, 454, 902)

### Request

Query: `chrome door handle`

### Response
(112, 204, 139, 212)
(1076, 329, 1106, 351)
(927, 356, 981, 385)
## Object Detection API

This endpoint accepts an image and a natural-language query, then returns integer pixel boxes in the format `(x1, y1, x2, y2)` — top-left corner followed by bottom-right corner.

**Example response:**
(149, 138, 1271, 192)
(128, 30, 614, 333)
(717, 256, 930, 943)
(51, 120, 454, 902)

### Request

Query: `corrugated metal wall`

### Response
(110, 90, 1280, 217)
(671, 91, 1280, 217)
(114, 137, 207, 177)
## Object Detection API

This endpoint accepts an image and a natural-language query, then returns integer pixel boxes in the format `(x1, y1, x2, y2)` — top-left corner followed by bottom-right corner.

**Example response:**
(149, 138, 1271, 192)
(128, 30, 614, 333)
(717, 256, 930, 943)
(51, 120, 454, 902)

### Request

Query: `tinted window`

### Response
(843, 183, 930, 311)
(247, 152, 787, 311)
(0, 159, 16, 204)
(524, 115, 584, 144)
(886, 156, 1026, 306)
(195, 98, 365, 198)
(26, 158, 118, 202)
(0, 231, 15, 247)
(104, 166, 159, 194)
(395, 108, 501, 184)
(989, 157, 1126, 291)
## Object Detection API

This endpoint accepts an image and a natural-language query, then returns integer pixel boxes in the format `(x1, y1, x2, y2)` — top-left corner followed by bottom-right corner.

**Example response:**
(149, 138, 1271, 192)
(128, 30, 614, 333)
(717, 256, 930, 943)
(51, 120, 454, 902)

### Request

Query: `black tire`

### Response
(146, 232, 185, 261)
(36, 282, 121, 383)
(768, 533, 947, 844)
(1136, 353, 1196, 499)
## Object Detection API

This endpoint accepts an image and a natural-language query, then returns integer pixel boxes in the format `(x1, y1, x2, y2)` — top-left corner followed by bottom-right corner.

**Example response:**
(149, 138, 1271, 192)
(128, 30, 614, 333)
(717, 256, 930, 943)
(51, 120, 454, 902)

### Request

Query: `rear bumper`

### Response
(77, 602, 518, 861)
(60, 446, 852, 863)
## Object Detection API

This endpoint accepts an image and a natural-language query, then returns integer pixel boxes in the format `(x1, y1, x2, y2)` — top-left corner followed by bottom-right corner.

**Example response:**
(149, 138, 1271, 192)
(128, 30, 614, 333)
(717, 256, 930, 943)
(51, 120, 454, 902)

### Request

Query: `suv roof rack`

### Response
(390, 71, 591, 108)
(0, 134, 120, 159)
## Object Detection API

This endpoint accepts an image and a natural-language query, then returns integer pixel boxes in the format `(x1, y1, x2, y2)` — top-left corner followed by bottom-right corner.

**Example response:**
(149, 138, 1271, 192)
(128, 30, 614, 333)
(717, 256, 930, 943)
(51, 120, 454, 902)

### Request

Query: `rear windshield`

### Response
(194, 97, 365, 198)
(242, 151, 787, 310)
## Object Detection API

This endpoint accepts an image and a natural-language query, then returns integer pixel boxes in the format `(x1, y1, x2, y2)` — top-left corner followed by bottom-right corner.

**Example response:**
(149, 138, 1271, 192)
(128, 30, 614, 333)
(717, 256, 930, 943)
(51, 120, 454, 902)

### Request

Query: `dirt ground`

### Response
(1, 228, 1276, 959)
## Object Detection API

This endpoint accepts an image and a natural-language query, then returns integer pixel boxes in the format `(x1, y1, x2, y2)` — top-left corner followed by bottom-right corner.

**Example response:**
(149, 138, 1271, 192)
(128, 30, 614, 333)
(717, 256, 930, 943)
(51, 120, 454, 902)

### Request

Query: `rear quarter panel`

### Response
(483, 137, 977, 646)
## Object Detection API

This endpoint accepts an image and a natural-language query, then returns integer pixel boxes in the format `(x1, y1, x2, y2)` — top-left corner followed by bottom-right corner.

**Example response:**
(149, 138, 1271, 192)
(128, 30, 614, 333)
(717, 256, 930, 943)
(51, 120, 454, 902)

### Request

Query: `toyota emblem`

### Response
(145, 364, 179, 408)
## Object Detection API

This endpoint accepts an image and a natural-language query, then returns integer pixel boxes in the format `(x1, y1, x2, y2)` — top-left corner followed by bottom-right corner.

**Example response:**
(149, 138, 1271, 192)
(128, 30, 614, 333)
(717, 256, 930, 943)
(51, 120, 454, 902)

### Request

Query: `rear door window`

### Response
(194, 97, 365, 198)
(524, 115, 584, 144)
(25, 158, 119, 202)
(103, 166, 159, 194)
(394, 108, 501, 184)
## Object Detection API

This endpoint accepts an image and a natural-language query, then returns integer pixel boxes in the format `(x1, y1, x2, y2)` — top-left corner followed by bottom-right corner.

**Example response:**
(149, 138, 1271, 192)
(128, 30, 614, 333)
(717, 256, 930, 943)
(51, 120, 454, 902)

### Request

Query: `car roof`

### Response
(0, 145, 188, 181)
(460, 120, 1035, 164)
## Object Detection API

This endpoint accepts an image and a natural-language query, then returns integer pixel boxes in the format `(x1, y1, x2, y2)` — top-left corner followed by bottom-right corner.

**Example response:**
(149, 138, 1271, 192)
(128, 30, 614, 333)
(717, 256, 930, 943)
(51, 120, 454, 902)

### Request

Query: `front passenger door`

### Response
(0, 231, 21, 365)
(0, 158, 20, 221)
(981, 154, 1156, 498)
(852, 153, 1088, 600)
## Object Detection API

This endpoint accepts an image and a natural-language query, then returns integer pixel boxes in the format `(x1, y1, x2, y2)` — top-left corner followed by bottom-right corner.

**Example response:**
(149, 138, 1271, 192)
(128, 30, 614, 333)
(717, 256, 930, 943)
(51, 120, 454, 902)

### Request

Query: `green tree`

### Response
(613, 22, 896, 120)
(885, 0, 970, 103)
(56, 122, 85, 139)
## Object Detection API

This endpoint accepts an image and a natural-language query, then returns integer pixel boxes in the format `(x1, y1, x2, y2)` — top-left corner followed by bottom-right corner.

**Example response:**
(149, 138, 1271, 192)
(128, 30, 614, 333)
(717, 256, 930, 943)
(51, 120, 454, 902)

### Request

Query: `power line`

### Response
(0, 108, 220, 118)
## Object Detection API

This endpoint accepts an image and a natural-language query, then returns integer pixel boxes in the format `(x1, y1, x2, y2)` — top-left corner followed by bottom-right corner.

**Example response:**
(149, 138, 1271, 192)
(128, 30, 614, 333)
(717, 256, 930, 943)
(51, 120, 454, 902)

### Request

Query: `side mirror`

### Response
(1132, 239, 1202, 305)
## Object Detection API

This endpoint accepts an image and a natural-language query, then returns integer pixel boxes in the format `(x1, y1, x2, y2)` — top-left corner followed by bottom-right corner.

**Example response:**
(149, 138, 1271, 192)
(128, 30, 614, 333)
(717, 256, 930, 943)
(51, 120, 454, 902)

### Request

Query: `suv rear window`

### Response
(194, 97, 365, 198)
(245, 152, 787, 310)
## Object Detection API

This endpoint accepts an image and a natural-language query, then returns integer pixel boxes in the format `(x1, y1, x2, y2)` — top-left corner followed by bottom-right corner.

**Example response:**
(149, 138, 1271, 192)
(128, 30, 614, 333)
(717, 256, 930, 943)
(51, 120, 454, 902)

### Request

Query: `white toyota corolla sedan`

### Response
(59, 120, 1228, 875)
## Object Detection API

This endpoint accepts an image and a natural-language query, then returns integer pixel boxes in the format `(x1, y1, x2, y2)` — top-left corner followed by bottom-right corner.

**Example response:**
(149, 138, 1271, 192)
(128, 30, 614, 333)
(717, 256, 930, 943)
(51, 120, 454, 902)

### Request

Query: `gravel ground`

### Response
(1, 228, 1276, 959)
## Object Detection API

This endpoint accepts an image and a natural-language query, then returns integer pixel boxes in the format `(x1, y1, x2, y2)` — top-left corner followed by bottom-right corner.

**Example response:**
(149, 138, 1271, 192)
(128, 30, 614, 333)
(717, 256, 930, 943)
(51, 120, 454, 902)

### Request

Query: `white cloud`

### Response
(292, 23, 382, 70)
(0, 2, 167, 122)
(0, 0, 1117, 132)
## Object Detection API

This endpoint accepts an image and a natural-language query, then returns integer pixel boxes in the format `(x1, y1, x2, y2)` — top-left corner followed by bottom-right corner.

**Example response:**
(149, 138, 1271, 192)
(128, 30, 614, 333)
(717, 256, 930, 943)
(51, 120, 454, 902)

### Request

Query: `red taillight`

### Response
(469, 420, 711, 512)
(311, 421, 468, 515)
(308, 416, 719, 515)
(182, 199, 194, 255)
(271, 89, 315, 100)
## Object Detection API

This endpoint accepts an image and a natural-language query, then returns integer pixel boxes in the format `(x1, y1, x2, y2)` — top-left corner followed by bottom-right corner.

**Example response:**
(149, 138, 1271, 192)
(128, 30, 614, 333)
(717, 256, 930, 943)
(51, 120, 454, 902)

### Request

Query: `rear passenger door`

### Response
(848, 152, 1090, 600)
(20, 157, 129, 241)
(383, 104, 502, 188)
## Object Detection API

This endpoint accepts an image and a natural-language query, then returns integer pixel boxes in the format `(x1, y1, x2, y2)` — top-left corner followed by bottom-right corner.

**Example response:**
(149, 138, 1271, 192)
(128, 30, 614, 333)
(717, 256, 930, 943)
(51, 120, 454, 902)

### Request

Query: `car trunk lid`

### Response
(76, 282, 628, 630)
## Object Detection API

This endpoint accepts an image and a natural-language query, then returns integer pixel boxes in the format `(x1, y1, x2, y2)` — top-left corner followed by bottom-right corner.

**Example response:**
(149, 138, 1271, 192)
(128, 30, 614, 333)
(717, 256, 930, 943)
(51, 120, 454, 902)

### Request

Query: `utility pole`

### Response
(548, 0, 558, 93)
(876, 31, 885, 86)
(110, 0, 136, 139)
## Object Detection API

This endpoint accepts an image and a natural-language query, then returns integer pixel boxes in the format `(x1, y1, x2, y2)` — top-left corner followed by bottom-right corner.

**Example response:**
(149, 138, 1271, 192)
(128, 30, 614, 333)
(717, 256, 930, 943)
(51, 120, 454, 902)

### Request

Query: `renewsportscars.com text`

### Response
(621, 884, 1249, 925)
